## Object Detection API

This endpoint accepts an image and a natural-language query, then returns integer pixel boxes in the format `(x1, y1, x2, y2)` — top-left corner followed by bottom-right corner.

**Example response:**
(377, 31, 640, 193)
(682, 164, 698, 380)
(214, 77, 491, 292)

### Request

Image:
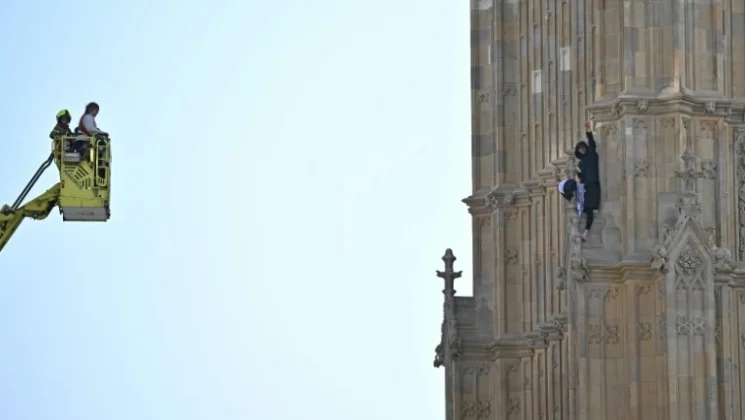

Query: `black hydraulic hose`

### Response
(11, 153, 54, 210)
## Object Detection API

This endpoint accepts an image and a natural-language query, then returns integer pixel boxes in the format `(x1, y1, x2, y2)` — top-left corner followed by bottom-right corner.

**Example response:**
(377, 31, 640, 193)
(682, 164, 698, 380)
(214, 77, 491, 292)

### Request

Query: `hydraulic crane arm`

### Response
(13, 152, 55, 210)
(0, 182, 61, 253)
(0, 152, 60, 252)
(0, 132, 112, 254)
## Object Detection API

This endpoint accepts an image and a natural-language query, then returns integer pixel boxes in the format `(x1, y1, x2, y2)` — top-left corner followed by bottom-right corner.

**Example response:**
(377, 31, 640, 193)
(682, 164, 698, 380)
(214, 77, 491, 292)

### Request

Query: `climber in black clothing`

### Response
(575, 121, 601, 242)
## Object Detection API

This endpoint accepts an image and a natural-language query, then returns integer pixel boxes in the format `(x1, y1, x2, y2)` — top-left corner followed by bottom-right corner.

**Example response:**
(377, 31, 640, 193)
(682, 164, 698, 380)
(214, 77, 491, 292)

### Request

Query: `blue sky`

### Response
(0, 0, 473, 419)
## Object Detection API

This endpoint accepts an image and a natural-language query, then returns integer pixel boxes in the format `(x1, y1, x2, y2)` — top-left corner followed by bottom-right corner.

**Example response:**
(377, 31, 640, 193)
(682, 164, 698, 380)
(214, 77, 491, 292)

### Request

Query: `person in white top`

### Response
(76, 102, 108, 137)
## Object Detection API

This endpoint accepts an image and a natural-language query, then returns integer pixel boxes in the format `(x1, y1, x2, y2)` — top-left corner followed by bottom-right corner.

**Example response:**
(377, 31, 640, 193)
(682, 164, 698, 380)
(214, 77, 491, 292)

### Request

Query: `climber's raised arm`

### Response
(585, 121, 596, 152)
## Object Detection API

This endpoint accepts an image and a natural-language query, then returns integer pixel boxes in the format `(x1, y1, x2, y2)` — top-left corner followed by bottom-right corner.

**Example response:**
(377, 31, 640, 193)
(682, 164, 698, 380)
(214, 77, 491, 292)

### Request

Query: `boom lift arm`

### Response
(0, 183, 61, 253)
(0, 133, 112, 254)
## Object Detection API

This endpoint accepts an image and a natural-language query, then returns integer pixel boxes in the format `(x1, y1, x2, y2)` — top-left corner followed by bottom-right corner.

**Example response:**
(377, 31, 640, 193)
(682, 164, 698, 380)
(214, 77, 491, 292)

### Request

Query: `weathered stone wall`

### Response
(434, 0, 745, 419)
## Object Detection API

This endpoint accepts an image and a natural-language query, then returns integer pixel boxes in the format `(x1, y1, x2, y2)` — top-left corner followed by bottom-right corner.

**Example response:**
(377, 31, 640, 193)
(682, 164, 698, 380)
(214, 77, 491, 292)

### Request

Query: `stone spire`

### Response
(433, 248, 462, 368)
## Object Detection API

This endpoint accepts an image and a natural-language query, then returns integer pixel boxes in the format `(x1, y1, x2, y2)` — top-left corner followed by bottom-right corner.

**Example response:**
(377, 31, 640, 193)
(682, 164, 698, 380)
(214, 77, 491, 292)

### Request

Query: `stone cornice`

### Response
(538, 166, 561, 183)
(487, 334, 535, 358)
(462, 187, 528, 215)
(465, 313, 571, 358)
(463, 165, 564, 214)
(522, 167, 562, 197)
(726, 268, 745, 286)
(587, 93, 745, 123)
(484, 187, 524, 210)
(461, 190, 491, 215)
(458, 339, 499, 361)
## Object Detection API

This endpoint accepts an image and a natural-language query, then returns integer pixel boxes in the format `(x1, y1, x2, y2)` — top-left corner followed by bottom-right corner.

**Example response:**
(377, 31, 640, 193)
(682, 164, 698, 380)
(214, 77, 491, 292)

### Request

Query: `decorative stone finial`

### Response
(437, 248, 462, 297)
(434, 249, 463, 368)
(675, 149, 702, 193)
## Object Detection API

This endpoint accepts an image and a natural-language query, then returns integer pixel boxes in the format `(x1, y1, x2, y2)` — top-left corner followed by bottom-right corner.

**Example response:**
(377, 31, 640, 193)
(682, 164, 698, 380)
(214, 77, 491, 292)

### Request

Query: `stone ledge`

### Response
(462, 161, 569, 214)
(457, 313, 570, 359)
(587, 93, 745, 123)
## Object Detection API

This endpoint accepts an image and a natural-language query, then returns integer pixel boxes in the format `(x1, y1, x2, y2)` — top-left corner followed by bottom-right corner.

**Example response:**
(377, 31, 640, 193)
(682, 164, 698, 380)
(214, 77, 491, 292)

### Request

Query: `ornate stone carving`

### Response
(503, 85, 516, 96)
(485, 189, 517, 211)
(705, 101, 716, 114)
(676, 315, 706, 336)
(486, 192, 499, 211)
(637, 284, 652, 296)
(564, 157, 578, 179)
(555, 265, 566, 290)
(531, 316, 567, 344)
(637, 99, 648, 113)
(661, 117, 676, 128)
(701, 159, 717, 179)
(587, 287, 619, 301)
(551, 165, 561, 180)
(569, 256, 589, 283)
(662, 223, 675, 244)
(674, 245, 705, 288)
(658, 316, 667, 351)
(700, 120, 717, 137)
(704, 227, 716, 248)
(712, 247, 733, 273)
(676, 149, 701, 192)
(638, 323, 652, 341)
(633, 159, 649, 177)
(657, 280, 666, 296)
(735, 130, 745, 260)
(504, 209, 518, 221)
(505, 249, 519, 265)
(434, 249, 463, 368)
(461, 365, 491, 376)
(649, 245, 669, 273)
(461, 400, 492, 419)
(675, 193, 702, 222)
(477, 91, 489, 103)
(504, 193, 516, 206)
(507, 398, 520, 416)
(502, 210, 517, 222)
(600, 123, 618, 136)
(676, 244, 703, 275)
(587, 325, 620, 344)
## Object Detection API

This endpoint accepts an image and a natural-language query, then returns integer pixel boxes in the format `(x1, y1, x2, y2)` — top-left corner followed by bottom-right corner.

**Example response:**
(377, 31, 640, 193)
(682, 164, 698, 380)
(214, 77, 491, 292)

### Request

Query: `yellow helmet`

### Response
(56, 109, 71, 120)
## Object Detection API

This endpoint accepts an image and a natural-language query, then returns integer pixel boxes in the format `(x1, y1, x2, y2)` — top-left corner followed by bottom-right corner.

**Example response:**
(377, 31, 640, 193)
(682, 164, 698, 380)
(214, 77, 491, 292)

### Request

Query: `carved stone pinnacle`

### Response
(437, 248, 463, 296)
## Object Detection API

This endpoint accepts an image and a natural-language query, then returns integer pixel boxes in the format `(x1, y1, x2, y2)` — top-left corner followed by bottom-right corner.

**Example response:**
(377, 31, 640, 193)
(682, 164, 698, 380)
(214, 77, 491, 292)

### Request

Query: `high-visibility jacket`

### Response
(49, 123, 72, 140)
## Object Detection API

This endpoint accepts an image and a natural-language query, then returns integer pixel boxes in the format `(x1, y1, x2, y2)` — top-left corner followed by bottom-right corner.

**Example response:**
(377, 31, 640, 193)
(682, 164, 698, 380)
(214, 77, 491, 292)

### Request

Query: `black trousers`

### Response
(584, 209, 594, 231)
(581, 182, 600, 231)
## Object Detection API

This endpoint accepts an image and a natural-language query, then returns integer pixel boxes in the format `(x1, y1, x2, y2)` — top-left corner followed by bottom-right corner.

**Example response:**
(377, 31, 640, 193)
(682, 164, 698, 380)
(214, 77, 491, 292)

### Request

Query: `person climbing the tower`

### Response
(574, 120, 601, 242)
(557, 177, 583, 219)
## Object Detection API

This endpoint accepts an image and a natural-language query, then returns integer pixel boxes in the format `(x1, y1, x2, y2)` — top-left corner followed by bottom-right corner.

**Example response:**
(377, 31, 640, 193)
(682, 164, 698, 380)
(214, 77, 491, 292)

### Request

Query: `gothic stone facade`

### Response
(433, 1, 745, 419)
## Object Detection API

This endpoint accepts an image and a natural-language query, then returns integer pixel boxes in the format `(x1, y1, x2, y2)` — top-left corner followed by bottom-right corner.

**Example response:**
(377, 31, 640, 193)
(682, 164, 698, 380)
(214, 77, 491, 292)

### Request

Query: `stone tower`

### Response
(433, 1, 745, 419)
